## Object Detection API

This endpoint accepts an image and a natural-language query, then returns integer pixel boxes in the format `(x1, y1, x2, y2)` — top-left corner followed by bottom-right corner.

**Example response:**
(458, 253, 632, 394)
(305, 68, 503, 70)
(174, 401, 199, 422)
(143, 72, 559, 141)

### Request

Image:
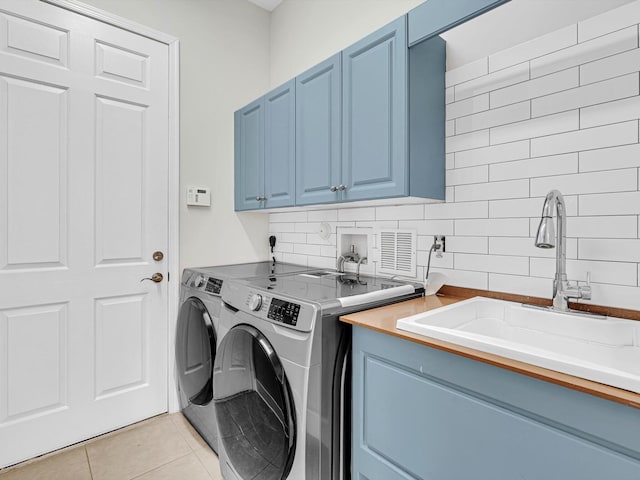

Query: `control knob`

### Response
(194, 275, 206, 288)
(249, 294, 263, 311)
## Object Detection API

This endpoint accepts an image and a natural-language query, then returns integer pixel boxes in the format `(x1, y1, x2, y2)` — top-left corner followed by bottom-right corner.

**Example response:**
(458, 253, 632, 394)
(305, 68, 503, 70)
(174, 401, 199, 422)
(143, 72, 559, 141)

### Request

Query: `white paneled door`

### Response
(0, 0, 170, 467)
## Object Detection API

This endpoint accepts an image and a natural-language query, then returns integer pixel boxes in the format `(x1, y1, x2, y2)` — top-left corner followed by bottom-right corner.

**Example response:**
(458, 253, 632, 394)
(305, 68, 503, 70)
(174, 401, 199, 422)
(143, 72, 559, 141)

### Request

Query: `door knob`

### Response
(152, 251, 164, 261)
(141, 273, 164, 283)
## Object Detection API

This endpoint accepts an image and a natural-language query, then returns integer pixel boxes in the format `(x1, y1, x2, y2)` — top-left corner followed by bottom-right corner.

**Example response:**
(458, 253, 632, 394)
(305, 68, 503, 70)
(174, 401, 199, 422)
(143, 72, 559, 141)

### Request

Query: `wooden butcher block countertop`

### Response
(340, 286, 640, 410)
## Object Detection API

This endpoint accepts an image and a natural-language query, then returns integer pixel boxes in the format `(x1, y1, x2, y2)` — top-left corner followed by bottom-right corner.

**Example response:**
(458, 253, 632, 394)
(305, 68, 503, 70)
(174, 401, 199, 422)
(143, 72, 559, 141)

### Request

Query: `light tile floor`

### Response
(0, 414, 222, 480)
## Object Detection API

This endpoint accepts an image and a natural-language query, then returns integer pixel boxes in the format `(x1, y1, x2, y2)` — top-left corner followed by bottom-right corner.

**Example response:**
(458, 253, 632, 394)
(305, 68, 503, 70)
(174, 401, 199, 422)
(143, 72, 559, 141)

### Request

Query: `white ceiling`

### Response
(248, 0, 283, 12)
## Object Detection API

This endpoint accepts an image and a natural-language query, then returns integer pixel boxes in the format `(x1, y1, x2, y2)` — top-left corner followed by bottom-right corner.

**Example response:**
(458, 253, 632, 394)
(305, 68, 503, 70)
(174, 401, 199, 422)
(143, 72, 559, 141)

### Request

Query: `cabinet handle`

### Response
(255, 196, 267, 201)
(338, 184, 347, 191)
(256, 196, 262, 201)
(330, 186, 338, 192)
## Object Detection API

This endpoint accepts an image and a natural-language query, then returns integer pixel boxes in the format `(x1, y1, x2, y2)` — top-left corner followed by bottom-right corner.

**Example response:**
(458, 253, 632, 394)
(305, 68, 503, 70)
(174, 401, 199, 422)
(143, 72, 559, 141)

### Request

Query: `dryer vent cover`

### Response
(378, 229, 417, 278)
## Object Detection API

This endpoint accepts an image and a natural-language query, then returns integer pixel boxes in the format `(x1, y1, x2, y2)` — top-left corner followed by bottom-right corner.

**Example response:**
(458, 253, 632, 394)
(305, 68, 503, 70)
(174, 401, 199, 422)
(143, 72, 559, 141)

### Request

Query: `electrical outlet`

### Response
(434, 235, 446, 253)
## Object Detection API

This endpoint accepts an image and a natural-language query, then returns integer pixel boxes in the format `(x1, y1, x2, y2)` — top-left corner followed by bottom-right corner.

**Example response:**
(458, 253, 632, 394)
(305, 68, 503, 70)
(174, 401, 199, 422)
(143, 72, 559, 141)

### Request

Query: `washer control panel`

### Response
(205, 277, 223, 294)
(267, 298, 301, 326)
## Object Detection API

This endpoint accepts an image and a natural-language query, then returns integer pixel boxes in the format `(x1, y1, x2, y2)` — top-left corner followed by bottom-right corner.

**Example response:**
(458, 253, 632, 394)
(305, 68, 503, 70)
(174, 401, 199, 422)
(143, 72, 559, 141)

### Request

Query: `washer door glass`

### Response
(176, 297, 216, 405)
(214, 324, 296, 480)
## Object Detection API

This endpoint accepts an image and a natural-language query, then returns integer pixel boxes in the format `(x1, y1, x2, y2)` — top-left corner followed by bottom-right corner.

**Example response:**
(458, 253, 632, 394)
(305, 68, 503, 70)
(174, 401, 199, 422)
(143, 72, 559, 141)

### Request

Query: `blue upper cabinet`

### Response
(234, 81, 296, 211)
(408, 0, 511, 46)
(342, 17, 407, 202)
(296, 54, 342, 206)
(264, 80, 296, 208)
(234, 98, 264, 211)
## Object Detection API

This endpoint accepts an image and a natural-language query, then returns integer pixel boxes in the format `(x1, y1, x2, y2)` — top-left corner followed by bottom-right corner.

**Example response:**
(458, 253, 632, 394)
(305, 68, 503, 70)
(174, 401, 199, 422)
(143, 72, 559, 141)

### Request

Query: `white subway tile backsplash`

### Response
(530, 257, 638, 286)
(446, 120, 455, 137)
(269, 222, 296, 233)
(417, 251, 453, 269)
(489, 273, 551, 298)
(446, 166, 488, 186)
(490, 25, 578, 73)
(274, 242, 294, 253)
(586, 283, 640, 311)
(376, 204, 424, 221)
(294, 243, 322, 256)
(446, 153, 455, 170)
(489, 153, 578, 182)
(433, 268, 489, 290)
(307, 255, 335, 269)
(425, 201, 488, 219)
(282, 253, 308, 265)
(445, 129, 490, 153)
(454, 140, 530, 168)
(268, 9, 640, 311)
(490, 67, 579, 109)
(456, 101, 531, 135)
(530, 120, 639, 157)
(580, 144, 640, 172)
(531, 168, 638, 197)
(578, 1, 640, 43)
(579, 191, 640, 216)
(579, 238, 640, 262)
(399, 219, 454, 236)
(455, 253, 529, 275)
(489, 237, 578, 259)
(454, 62, 530, 101)
(281, 232, 307, 244)
(532, 73, 639, 118)
(446, 93, 489, 120)
(295, 222, 321, 233)
(270, 211, 307, 223)
(337, 208, 375, 222)
(489, 196, 578, 218)
(531, 26, 638, 79)
(446, 236, 488, 254)
(455, 218, 529, 237)
(455, 179, 529, 202)
(580, 47, 640, 85)
(446, 86, 455, 104)
(580, 95, 640, 130)
(307, 209, 338, 222)
(567, 215, 638, 238)
(445, 57, 488, 88)
(490, 110, 579, 145)
(356, 220, 398, 229)
(320, 245, 337, 257)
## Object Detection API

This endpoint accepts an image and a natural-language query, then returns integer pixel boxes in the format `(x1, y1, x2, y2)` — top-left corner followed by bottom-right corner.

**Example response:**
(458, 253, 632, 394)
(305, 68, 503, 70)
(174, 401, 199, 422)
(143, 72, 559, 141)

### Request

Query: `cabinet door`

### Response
(342, 17, 407, 202)
(264, 80, 296, 208)
(234, 98, 264, 211)
(296, 54, 342, 206)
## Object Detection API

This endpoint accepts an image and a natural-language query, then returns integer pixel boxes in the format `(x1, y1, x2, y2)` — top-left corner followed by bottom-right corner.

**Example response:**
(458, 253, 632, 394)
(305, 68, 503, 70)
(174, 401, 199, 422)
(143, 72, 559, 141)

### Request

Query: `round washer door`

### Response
(175, 297, 217, 406)
(214, 324, 296, 480)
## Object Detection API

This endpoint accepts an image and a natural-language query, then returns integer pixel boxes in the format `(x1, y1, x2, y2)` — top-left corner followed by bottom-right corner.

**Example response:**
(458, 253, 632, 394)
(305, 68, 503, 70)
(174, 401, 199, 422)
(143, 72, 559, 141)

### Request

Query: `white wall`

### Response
(270, 0, 423, 87)
(268, 1, 640, 311)
(80, 0, 272, 270)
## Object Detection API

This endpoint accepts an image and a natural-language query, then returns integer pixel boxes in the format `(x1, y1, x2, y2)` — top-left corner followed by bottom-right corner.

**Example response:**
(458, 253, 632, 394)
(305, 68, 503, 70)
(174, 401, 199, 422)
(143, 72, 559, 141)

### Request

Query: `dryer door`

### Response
(214, 323, 296, 480)
(176, 297, 217, 405)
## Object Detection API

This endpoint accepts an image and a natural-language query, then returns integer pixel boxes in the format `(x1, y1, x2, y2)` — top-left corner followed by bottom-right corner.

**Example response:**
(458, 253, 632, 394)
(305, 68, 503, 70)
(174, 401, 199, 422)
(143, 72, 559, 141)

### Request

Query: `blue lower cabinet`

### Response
(352, 326, 640, 480)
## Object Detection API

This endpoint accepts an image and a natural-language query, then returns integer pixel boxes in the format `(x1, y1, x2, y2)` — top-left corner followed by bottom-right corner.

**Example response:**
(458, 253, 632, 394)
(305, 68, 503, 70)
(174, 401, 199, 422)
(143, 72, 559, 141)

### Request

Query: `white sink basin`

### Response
(396, 296, 640, 393)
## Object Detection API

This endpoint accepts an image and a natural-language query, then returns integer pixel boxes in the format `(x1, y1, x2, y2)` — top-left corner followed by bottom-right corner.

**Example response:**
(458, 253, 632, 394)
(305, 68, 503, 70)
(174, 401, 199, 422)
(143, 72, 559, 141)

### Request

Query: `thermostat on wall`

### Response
(186, 186, 211, 206)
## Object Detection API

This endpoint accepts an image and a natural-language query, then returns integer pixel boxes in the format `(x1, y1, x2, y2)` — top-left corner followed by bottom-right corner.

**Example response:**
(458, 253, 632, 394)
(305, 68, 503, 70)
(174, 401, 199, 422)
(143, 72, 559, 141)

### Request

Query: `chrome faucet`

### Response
(534, 190, 591, 311)
(336, 245, 360, 273)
